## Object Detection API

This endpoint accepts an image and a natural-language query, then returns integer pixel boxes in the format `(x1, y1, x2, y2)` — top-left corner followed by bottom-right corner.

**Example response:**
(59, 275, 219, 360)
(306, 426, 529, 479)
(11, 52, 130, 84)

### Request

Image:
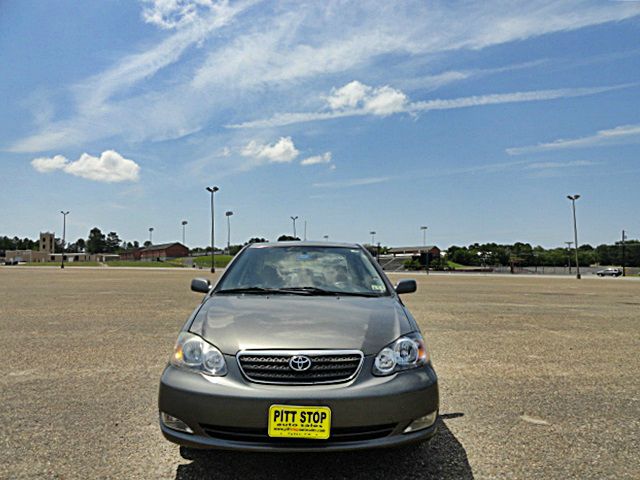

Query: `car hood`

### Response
(189, 294, 413, 355)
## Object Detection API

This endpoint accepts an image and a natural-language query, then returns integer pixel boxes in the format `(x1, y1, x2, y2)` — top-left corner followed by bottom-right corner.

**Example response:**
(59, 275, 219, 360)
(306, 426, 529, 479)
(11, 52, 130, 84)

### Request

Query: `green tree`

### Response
(277, 235, 299, 241)
(87, 228, 107, 254)
(229, 244, 244, 255)
(105, 231, 121, 252)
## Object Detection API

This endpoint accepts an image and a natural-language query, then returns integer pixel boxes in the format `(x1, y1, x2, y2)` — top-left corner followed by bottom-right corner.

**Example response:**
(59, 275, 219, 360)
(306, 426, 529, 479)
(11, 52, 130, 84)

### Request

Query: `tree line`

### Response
(3, 232, 638, 266)
(0, 228, 137, 255)
(446, 241, 640, 268)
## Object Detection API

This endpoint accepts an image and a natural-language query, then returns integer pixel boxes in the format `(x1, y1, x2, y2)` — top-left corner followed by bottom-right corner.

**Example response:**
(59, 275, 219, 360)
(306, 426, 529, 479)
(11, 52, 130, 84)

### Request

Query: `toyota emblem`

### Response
(289, 355, 312, 372)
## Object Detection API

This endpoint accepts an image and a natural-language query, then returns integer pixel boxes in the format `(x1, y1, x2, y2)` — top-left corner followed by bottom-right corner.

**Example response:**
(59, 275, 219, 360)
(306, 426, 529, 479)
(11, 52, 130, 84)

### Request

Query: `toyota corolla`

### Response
(158, 242, 439, 451)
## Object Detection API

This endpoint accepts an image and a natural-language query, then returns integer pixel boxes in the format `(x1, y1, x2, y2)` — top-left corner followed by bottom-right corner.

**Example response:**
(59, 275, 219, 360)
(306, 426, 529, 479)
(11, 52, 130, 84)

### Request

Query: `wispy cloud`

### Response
(229, 82, 633, 129)
(507, 124, 640, 155)
(9, 1, 640, 152)
(31, 150, 140, 182)
(313, 176, 392, 188)
(399, 59, 549, 91)
(524, 160, 599, 169)
(77, 1, 254, 113)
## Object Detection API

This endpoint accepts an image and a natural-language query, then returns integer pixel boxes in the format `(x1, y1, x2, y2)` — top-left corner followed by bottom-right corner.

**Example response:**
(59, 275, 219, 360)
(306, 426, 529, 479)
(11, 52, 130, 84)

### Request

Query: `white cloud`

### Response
(31, 155, 69, 173)
(301, 152, 332, 166)
(507, 124, 640, 155)
(30, 150, 140, 183)
(363, 85, 408, 115)
(325, 81, 407, 116)
(230, 82, 632, 129)
(141, 0, 218, 30)
(241, 137, 299, 163)
(327, 81, 371, 110)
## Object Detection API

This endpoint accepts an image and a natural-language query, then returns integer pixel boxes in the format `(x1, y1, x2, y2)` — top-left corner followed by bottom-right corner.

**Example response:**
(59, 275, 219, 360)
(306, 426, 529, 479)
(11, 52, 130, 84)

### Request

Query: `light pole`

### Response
(206, 186, 219, 273)
(323, 235, 329, 241)
(304, 220, 307, 241)
(621, 230, 627, 277)
(225, 211, 233, 253)
(60, 211, 69, 269)
(564, 241, 573, 274)
(149, 227, 154, 245)
(290, 216, 298, 238)
(420, 226, 428, 247)
(181, 220, 188, 245)
(370, 231, 376, 246)
(567, 195, 581, 280)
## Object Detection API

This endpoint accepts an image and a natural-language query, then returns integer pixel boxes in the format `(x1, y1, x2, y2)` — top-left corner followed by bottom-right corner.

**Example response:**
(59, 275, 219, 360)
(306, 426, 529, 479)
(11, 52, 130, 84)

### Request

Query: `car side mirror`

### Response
(191, 278, 211, 293)
(395, 279, 417, 295)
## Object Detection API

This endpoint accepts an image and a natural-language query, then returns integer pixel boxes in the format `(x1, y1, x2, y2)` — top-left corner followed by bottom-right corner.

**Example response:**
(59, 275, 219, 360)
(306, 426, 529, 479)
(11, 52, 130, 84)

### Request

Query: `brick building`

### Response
(139, 242, 189, 262)
(119, 248, 142, 261)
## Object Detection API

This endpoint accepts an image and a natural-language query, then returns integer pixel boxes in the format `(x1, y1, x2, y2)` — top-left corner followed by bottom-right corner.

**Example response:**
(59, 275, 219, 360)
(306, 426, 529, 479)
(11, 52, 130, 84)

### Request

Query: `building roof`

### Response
(140, 242, 188, 252)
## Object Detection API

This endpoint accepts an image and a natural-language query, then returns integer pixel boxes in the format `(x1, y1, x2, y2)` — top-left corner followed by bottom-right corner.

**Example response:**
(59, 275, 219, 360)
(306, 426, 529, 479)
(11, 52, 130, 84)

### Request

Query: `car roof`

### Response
(247, 241, 362, 249)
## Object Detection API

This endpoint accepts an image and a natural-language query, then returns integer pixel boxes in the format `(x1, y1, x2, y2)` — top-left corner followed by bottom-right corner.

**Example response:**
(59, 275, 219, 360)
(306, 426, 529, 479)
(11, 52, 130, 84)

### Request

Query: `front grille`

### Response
(200, 423, 396, 444)
(237, 350, 364, 384)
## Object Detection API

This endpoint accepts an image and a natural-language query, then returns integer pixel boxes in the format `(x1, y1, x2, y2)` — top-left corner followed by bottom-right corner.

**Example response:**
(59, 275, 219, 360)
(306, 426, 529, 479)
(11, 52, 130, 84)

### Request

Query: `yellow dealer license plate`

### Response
(268, 405, 331, 440)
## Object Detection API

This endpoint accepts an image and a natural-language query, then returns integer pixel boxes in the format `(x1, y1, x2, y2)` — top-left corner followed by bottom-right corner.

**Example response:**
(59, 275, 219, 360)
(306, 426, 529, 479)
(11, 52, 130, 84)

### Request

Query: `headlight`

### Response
(373, 332, 429, 376)
(170, 332, 227, 376)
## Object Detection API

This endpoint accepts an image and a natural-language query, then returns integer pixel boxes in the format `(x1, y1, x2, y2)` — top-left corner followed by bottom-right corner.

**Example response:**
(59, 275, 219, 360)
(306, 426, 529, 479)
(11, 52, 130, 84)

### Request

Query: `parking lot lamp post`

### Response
(567, 195, 581, 280)
(420, 226, 428, 247)
(621, 230, 626, 277)
(60, 211, 69, 269)
(181, 220, 188, 245)
(290, 216, 298, 239)
(323, 235, 329, 241)
(149, 227, 154, 245)
(225, 211, 233, 253)
(370, 231, 376, 246)
(564, 241, 573, 274)
(206, 186, 219, 273)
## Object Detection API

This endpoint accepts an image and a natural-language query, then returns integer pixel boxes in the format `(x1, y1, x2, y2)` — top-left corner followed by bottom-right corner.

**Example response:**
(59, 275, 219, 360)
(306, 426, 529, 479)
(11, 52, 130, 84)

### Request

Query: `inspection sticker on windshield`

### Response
(268, 405, 331, 440)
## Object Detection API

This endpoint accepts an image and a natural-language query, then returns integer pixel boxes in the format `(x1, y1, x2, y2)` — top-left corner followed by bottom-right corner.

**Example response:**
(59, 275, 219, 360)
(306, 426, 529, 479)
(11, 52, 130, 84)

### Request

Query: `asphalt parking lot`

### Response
(1, 268, 638, 479)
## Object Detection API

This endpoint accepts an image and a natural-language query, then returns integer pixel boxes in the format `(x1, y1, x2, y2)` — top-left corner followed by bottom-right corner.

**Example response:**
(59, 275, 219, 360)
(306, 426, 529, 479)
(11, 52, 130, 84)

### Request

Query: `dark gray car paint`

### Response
(189, 295, 416, 355)
(160, 241, 438, 451)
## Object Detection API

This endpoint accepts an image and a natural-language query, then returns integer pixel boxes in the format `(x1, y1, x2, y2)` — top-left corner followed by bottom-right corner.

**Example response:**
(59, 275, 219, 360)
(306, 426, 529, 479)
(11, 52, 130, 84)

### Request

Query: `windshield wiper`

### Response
(216, 287, 279, 294)
(216, 286, 382, 297)
(275, 287, 382, 297)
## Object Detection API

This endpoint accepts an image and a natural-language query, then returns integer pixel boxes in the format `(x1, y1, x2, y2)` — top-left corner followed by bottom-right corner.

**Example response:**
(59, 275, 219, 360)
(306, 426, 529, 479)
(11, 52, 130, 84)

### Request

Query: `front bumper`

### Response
(158, 357, 439, 451)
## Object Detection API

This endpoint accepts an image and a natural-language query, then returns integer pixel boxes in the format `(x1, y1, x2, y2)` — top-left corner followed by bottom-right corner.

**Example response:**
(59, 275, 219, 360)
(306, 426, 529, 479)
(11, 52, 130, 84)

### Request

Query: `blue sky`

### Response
(1, 0, 639, 249)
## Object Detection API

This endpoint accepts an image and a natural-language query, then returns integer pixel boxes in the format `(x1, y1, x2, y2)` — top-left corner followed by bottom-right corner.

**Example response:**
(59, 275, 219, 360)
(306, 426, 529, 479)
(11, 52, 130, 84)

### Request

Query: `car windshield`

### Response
(216, 245, 389, 296)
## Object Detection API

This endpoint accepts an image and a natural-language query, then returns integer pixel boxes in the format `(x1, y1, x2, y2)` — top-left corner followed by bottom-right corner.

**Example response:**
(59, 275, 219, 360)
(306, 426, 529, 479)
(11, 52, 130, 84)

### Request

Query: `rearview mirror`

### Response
(191, 278, 211, 293)
(395, 279, 417, 295)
